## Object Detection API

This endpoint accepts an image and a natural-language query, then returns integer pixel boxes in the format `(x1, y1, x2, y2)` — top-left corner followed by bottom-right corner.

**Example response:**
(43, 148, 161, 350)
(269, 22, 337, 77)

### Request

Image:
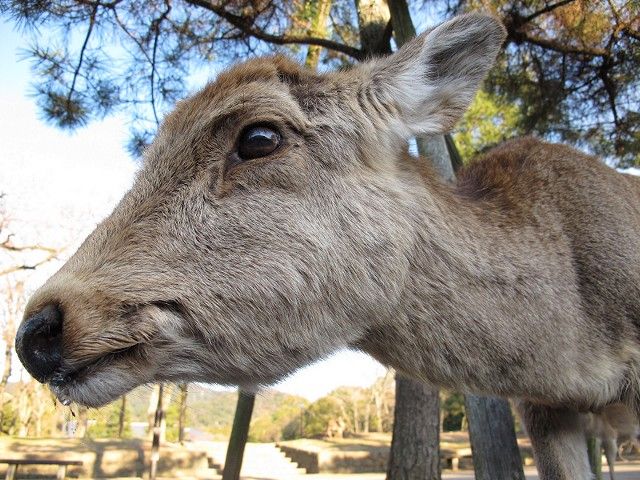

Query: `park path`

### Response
(208, 442, 306, 479)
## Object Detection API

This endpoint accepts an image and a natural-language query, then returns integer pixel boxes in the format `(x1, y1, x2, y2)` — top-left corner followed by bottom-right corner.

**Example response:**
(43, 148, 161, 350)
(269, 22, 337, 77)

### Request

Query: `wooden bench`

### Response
(0, 458, 83, 480)
(440, 447, 473, 471)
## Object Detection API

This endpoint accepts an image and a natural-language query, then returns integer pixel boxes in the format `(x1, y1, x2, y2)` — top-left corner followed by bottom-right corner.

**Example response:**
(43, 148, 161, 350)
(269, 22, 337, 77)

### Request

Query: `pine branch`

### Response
(184, 0, 364, 60)
(505, 3, 611, 58)
(523, 0, 576, 23)
(150, 0, 172, 126)
(622, 26, 640, 41)
(66, 3, 98, 108)
(523, 34, 610, 57)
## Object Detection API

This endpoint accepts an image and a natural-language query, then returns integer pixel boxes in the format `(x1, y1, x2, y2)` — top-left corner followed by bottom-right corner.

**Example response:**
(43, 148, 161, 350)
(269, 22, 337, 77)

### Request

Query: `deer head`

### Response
(16, 14, 506, 407)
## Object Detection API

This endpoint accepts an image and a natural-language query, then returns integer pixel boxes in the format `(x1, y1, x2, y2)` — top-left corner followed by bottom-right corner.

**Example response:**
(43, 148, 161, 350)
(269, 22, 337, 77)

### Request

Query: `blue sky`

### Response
(0, 18, 387, 401)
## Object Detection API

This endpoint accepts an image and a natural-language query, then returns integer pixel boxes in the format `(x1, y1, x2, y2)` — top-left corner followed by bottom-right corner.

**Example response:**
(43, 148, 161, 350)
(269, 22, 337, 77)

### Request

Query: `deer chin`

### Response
(47, 303, 181, 408)
(49, 356, 150, 408)
(46, 341, 154, 408)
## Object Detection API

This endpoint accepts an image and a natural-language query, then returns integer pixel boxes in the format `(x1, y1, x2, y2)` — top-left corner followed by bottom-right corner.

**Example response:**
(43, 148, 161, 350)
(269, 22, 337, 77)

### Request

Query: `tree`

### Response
(177, 383, 188, 442)
(87, 397, 132, 438)
(249, 395, 309, 442)
(3, 1, 637, 163)
(441, 391, 465, 432)
(454, 90, 523, 160)
(118, 395, 128, 438)
(0, 281, 24, 428)
(388, 374, 441, 480)
(0, 194, 60, 276)
(448, 0, 640, 165)
(301, 396, 347, 438)
(4, 0, 635, 476)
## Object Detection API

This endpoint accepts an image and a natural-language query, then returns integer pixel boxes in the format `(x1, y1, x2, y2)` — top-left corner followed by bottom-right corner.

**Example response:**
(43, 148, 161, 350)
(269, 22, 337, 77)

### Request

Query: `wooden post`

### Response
(56, 465, 67, 480)
(465, 396, 525, 480)
(222, 391, 255, 480)
(5, 464, 16, 480)
(587, 437, 603, 480)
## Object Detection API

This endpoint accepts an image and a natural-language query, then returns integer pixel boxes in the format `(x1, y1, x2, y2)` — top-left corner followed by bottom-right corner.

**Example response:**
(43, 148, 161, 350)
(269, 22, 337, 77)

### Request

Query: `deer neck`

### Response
(354, 167, 596, 403)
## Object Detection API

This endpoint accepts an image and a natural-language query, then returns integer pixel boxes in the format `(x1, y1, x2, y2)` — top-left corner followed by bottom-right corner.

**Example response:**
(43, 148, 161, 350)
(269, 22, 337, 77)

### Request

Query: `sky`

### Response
(0, 19, 387, 402)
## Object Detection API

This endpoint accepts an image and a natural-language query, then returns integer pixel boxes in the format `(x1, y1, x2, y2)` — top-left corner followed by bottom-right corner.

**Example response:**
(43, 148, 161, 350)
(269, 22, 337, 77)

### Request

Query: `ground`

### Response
(1, 434, 639, 479)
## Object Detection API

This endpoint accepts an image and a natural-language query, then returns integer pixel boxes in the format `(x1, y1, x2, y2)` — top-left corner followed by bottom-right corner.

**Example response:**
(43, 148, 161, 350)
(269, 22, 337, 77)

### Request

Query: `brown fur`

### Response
(18, 14, 640, 479)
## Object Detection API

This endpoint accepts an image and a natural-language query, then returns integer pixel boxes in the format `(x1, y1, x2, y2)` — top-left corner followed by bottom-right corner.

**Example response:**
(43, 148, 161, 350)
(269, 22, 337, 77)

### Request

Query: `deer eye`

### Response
(237, 125, 281, 160)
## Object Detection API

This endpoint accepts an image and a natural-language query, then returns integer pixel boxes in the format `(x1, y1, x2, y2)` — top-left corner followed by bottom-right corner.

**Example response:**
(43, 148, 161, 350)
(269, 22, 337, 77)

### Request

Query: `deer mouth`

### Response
(46, 301, 185, 407)
(48, 343, 143, 405)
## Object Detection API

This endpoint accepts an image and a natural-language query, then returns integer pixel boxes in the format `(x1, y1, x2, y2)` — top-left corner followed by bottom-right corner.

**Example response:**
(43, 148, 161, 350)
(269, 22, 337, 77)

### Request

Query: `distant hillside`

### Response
(124, 384, 307, 438)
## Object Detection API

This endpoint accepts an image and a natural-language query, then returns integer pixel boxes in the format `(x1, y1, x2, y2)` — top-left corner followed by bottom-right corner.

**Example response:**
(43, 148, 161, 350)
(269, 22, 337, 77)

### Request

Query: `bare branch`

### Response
(0, 246, 61, 277)
(1, 240, 58, 255)
(0, 253, 58, 277)
(184, 0, 364, 60)
(606, 0, 640, 41)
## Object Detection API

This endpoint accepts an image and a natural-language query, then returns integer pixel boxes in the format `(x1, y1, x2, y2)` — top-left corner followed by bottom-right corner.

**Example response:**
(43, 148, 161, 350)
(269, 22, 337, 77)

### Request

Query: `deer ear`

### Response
(365, 14, 506, 137)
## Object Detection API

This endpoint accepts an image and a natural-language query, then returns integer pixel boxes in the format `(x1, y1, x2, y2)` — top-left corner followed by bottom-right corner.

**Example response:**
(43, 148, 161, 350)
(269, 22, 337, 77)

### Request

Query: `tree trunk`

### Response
(384, 3, 443, 477)
(1, 282, 22, 429)
(465, 396, 525, 480)
(150, 383, 164, 480)
(305, 0, 333, 68)
(374, 391, 383, 432)
(587, 437, 603, 480)
(387, 374, 440, 480)
(353, 396, 359, 433)
(385, 3, 524, 480)
(363, 402, 369, 433)
(17, 382, 32, 437)
(178, 383, 188, 442)
(76, 405, 88, 438)
(0, 342, 12, 429)
(223, 391, 255, 480)
(354, 0, 391, 56)
(147, 384, 159, 435)
(1, 337, 12, 389)
(33, 383, 46, 437)
(118, 395, 127, 438)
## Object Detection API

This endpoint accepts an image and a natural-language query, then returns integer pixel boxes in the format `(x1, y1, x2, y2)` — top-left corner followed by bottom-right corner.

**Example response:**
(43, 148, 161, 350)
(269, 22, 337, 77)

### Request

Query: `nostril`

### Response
(15, 304, 64, 383)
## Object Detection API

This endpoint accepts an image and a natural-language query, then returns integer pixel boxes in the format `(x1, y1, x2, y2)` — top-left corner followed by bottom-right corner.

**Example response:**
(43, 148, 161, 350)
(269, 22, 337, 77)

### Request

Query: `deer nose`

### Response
(15, 304, 64, 383)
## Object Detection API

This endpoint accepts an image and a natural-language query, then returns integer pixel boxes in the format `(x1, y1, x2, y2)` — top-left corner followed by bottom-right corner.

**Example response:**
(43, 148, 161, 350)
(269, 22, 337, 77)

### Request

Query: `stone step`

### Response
(207, 443, 306, 478)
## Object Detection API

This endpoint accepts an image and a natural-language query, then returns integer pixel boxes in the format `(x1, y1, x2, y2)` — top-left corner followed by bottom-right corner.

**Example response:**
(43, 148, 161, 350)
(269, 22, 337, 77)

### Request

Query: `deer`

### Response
(14, 13, 640, 479)
(585, 403, 640, 480)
